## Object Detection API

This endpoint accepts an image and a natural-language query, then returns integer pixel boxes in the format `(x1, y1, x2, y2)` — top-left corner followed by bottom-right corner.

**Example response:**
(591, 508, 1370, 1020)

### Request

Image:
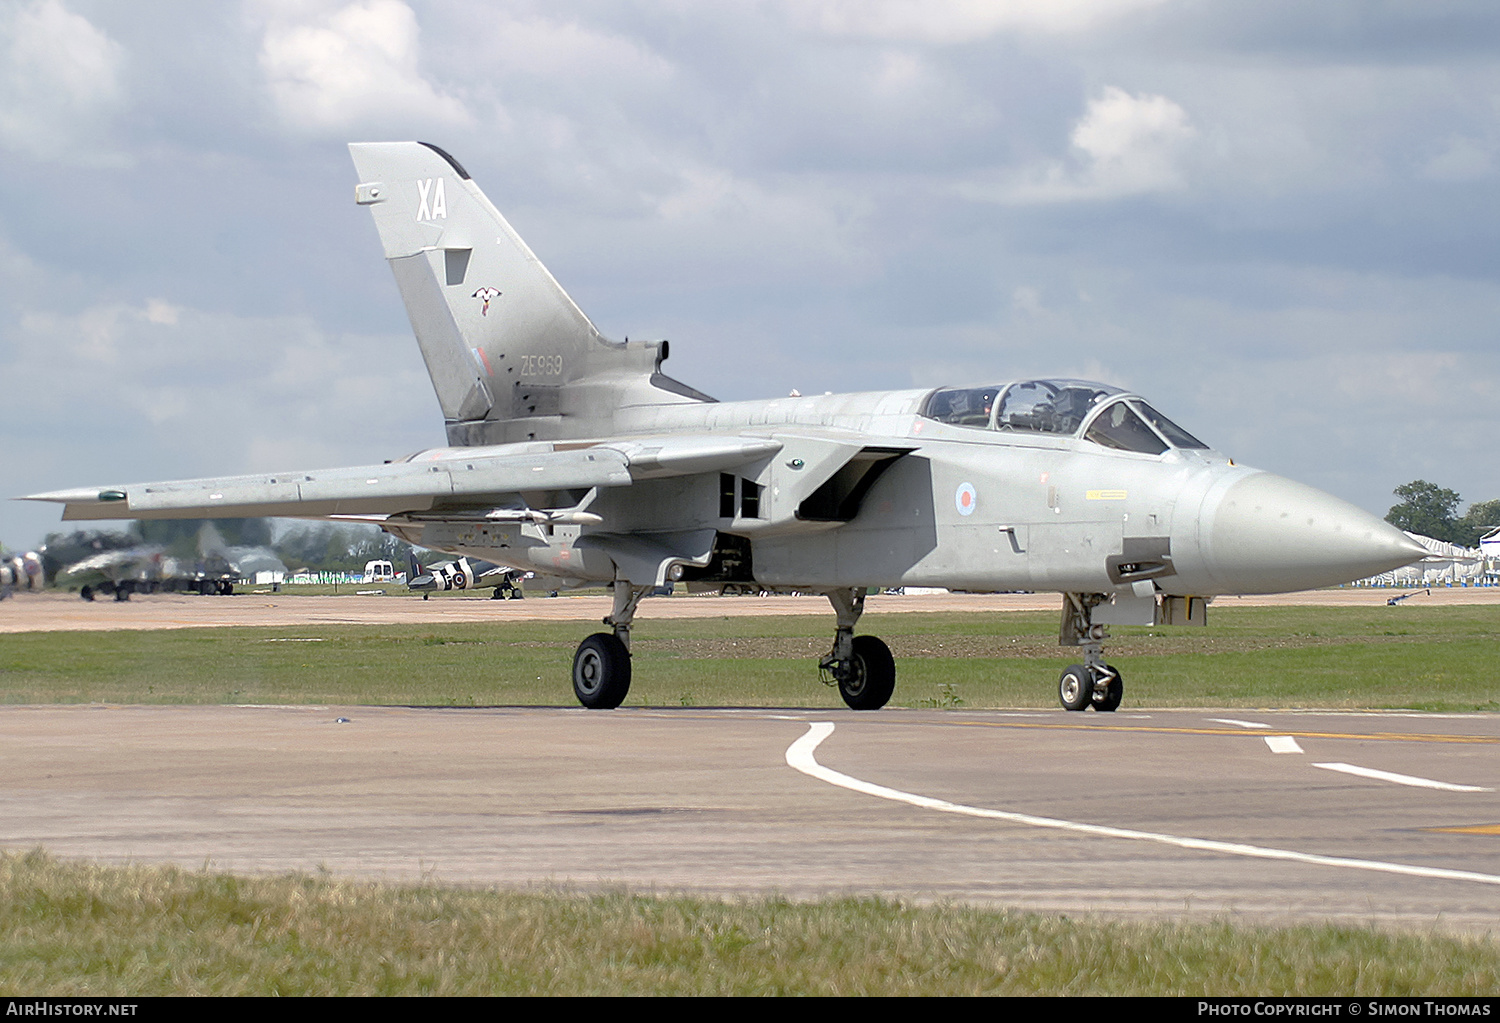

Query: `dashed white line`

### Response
(1210, 718, 1270, 729)
(1265, 735, 1304, 754)
(784, 722, 1500, 888)
(1313, 762, 1493, 793)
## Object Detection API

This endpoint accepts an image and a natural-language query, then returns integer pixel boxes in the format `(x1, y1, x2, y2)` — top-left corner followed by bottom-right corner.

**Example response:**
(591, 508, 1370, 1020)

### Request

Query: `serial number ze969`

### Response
(519, 354, 564, 376)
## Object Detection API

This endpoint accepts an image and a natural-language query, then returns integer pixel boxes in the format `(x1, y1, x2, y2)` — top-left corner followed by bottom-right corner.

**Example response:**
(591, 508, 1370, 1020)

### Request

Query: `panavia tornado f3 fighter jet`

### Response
(22, 142, 1425, 711)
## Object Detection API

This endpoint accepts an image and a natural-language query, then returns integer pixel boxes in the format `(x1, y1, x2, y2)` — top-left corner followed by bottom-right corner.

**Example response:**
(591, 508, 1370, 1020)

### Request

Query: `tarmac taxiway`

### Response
(2, 703, 1497, 933)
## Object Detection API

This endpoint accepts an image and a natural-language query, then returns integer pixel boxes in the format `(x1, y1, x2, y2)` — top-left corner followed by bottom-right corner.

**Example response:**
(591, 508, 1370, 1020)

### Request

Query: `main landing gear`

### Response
(1058, 592, 1123, 712)
(571, 582, 646, 709)
(818, 587, 896, 710)
(568, 583, 899, 711)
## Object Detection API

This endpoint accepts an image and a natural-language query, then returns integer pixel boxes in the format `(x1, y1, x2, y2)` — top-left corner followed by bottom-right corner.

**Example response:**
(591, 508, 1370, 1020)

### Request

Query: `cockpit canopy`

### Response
(921, 378, 1209, 455)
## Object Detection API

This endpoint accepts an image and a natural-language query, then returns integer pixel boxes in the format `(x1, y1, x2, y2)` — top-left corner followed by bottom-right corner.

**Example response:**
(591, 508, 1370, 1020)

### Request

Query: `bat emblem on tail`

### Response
(471, 286, 501, 315)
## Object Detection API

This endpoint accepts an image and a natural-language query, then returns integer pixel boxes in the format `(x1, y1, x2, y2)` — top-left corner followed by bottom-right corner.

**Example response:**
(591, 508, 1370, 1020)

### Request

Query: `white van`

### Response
(362, 560, 396, 583)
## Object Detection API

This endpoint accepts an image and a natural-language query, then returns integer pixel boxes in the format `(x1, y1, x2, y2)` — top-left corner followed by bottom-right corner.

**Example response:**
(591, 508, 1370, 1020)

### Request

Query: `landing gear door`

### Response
(1092, 586, 1157, 626)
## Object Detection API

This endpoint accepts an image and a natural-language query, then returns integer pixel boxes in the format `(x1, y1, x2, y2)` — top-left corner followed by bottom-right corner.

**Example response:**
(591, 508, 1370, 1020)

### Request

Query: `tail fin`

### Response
(350, 142, 708, 445)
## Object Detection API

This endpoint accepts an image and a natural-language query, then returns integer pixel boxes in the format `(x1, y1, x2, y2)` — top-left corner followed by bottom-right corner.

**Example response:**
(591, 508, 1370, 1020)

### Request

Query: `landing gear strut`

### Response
(571, 582, 646, 709)
(818, 588, 896, 710)
(1058, 593, 1124, 712)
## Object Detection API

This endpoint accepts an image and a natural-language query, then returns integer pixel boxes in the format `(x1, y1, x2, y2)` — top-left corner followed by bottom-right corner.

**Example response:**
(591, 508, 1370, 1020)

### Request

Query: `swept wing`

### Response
(22, 436, 782, 523)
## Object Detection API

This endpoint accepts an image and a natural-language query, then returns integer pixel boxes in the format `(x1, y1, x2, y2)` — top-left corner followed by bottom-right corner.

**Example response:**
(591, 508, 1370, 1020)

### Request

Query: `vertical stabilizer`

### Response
(352, 142, 691, 443)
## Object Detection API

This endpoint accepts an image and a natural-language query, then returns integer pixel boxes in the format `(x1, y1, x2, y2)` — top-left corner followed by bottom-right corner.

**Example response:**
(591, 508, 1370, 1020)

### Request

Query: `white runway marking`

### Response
(784, 723, 1500, 888)
(1265, 736, 1304, 753)
(1313, 762, 1494, 793)
(1210, 718, 1270, 729)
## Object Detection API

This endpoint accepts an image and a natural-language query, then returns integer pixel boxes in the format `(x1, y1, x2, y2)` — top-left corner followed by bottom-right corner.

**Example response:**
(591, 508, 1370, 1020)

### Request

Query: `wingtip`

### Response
(16, 487, 121, 504)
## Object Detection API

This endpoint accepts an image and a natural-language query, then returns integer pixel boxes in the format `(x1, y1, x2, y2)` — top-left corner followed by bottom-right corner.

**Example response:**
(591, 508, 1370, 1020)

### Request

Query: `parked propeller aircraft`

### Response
(20, 142, 1425, 710)
(407, 551, 526, 599)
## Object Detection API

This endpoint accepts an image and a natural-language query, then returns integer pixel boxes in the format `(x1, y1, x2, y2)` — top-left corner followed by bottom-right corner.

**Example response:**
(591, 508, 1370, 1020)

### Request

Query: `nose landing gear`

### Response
(1058, 593, 1124, 712)
(1059, 661, 1123, 712)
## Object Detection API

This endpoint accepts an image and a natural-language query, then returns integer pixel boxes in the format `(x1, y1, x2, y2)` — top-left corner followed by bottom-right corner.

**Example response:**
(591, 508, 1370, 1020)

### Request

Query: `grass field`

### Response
(4, 850, 1497, 996)
(2, 604, 1496, 711)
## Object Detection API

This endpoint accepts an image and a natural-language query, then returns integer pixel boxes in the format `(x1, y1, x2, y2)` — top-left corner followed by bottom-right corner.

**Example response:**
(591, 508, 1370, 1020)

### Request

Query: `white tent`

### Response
(1353, 532, 1486, 588)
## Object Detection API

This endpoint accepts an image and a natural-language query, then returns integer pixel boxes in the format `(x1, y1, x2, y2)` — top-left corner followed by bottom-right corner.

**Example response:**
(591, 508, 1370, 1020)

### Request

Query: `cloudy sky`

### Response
(3, 0, 1498, 550)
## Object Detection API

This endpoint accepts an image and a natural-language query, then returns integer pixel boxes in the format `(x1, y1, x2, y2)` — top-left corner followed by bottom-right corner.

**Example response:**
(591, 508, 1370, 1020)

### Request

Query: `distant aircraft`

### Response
(406, 552, 526, 599)
(59, 523, 285, 600)
(21, 142, 1425, 709)
(195, 521, 287, 585)
(59, 544, 169, 600)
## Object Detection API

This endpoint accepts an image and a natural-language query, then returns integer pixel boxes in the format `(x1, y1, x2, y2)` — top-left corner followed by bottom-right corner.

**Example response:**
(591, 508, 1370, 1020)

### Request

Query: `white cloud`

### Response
(794, 0, 1169, 42)
(471, 13, 673, 82)
(1195, 345, 1500, 509)
(4, 295, 432, 477)
(1071, 87, 1194, 183)
(1422, 135, 1495, 182)
(1329, 351, 1467, 406)
(256, 0, 469, 133)
(144, 299, 181, 326)
(963, 86, 1198, 203)
(1010, 285, 1045, 317)
(0, 0, 124, 162)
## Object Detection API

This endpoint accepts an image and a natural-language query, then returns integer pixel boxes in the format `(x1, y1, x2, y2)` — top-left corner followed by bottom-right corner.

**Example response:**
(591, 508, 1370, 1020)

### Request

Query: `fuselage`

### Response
(394, 379, 1422, 598)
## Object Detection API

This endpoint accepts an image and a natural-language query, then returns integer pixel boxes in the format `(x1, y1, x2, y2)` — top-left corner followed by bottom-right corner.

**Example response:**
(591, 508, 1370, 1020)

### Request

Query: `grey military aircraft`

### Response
(21, 142, 1425, 711)
(58, 522, 286, 600)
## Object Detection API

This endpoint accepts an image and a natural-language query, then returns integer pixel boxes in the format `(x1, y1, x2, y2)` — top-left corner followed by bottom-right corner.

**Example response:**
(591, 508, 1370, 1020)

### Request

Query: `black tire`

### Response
(1094, 665, 1124, 712)
(1059, 663, 1093, 711)
(573, 632, 632, 709)
(838, 635, 896, 710)
(80, 585, 94, 602)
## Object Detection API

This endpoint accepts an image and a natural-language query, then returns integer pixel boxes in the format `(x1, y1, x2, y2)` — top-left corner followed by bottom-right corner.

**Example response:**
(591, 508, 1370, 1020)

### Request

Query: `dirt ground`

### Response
(2, 585, 1496, 634)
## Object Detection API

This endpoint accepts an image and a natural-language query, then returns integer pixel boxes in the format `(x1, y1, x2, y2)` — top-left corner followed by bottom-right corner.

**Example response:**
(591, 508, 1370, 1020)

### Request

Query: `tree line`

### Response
(1385, 481, 1500, 548)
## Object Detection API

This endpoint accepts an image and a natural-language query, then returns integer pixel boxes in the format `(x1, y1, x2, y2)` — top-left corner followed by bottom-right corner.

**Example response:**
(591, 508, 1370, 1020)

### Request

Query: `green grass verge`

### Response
(3, 850, 1496, 996)
(2, 605, 1496, 711)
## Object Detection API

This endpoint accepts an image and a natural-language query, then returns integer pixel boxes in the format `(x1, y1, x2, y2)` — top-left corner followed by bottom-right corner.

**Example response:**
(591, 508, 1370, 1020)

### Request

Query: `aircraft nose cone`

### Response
(1205, 473, 1426, 593)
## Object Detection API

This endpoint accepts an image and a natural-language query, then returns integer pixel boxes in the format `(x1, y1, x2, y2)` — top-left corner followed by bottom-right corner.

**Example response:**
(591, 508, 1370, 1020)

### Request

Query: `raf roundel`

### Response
(955, 482, 977, 516)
